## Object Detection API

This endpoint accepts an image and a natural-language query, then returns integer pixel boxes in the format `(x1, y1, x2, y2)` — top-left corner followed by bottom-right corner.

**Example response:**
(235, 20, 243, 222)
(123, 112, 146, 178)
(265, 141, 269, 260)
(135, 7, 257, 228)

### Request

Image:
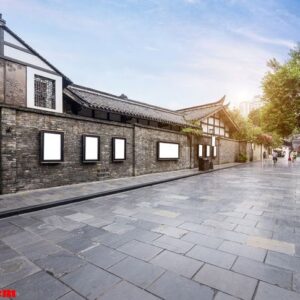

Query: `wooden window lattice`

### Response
(34, 75, 56, 109)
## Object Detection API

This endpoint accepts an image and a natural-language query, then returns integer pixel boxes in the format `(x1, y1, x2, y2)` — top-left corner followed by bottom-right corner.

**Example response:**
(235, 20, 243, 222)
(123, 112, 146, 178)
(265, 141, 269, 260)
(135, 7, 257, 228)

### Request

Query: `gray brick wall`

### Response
(0, 106, 262, 194)
(218, 138, 240, 164)
(134, 125, 191, 176)
(1, 107, 134, 193)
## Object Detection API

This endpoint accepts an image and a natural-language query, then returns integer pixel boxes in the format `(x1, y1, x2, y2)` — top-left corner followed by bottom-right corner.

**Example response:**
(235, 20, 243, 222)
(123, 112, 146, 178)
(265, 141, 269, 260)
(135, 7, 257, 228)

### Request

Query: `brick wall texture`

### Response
(0, 106, 262, 194)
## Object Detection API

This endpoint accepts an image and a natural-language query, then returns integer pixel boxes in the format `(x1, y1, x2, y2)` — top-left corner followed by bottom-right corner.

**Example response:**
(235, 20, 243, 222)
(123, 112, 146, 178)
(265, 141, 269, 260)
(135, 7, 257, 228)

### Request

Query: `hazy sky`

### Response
(1, 0, 299, 109)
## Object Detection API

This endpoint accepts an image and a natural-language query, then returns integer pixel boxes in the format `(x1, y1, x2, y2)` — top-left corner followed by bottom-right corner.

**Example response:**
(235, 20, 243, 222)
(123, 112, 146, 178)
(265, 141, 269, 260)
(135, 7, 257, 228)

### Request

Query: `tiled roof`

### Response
(176, 96, 226, 121)
(68, 85, 188, 126)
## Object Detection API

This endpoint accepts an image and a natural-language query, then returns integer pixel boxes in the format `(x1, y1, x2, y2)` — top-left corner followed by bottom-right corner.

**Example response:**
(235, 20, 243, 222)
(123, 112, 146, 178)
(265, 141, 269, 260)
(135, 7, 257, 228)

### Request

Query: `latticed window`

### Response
(34, 75, 56, 109)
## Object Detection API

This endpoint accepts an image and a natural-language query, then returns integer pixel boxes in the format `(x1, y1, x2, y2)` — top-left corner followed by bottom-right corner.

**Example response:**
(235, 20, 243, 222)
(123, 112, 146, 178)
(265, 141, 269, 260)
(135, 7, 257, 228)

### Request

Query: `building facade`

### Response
(0, 15, 261, 194)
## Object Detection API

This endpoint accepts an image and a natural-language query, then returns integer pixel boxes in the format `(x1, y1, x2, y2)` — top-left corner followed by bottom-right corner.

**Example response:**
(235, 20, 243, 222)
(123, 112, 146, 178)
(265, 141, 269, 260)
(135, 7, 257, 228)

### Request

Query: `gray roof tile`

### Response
(68, 85, 188, 126)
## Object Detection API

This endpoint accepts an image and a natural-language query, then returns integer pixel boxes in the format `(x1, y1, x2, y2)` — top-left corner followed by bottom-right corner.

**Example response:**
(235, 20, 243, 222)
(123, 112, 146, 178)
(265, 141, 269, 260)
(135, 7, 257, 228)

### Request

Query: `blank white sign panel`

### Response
(198, 145, 203, 157)
(206, 145, 211, 157)
(114, 139, 125, 159)
(213, 146, 217, 157)
(212, 136, 216, 147)
(85, 137, 99, 160)
(43, 133, 62, 160)
(159, 142, 179, 159)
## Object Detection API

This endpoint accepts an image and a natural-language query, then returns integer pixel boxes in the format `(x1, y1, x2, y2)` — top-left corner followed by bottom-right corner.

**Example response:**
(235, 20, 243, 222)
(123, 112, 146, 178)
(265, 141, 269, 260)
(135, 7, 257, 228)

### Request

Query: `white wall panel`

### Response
(4, 31, 27, 49)
(4, 45, 54, 71)
(27, 67, 63, 113)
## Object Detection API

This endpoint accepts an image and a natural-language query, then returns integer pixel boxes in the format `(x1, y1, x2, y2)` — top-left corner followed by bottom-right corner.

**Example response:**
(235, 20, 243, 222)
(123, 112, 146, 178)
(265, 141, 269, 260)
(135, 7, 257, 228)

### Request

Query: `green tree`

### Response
(261, 45, 300, 137)
(248, 108, 262, 127)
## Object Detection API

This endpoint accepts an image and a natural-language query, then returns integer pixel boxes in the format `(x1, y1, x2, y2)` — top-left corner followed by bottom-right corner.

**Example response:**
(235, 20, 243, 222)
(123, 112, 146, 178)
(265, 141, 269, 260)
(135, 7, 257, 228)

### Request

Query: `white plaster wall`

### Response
(4, 45, 54, 71)
(27, 67, 63, 113)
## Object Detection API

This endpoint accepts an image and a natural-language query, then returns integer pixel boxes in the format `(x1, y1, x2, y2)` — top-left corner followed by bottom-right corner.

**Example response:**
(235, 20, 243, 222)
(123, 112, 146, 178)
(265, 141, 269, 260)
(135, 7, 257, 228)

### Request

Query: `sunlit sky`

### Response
(1, 0, 299, 109)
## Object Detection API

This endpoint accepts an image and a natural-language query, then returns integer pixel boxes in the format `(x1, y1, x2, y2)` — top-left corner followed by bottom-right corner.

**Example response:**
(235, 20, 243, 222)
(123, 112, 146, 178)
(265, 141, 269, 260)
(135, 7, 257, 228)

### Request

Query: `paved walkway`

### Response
(0, 158, 299, 300)
(0, 163, 239, 215)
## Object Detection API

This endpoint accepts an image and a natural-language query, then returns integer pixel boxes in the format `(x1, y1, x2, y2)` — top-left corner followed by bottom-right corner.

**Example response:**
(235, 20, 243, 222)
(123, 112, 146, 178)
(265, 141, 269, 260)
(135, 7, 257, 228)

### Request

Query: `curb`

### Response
(0, 163, 244, 219)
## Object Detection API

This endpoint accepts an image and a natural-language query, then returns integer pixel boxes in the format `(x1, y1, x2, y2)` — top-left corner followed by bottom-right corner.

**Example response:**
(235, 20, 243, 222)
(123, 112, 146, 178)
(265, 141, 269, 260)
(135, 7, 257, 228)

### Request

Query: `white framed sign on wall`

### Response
(82, 135, 100, 163)
(40, 130, 64, 163)
(213, 146, 217, 157)
(112, 137, 126, 162)
(212, 136, 216, 147)
(157, 142, 180, 160)
(198, 145, 203, 158)
(206, 145, 211, 158)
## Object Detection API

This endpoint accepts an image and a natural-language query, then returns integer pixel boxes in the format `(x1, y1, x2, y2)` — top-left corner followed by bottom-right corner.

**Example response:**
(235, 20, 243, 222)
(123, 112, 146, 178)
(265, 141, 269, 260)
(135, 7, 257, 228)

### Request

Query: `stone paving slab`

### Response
(0, 160, 299, 299)
(194, 264, 258, 300)
(0, 163, 241, 217)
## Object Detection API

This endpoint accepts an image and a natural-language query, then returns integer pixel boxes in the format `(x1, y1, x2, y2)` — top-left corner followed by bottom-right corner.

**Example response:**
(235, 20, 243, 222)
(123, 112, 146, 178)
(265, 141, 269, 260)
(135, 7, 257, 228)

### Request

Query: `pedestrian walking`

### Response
(272, 151, 278, 166)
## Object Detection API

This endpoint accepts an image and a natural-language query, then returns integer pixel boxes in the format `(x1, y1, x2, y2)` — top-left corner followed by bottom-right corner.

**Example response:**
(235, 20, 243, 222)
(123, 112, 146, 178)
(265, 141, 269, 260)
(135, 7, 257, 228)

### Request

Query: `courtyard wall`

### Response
(0, 105, 262, 194)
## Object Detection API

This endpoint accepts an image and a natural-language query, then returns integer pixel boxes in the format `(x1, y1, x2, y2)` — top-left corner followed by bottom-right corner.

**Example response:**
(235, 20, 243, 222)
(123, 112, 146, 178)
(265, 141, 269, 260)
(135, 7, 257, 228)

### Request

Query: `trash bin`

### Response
(199, 158, 210, 171)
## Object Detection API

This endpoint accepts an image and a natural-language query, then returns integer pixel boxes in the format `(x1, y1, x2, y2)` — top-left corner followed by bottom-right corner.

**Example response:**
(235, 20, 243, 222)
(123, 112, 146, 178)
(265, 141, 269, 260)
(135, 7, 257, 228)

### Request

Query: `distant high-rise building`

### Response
(239, 96, 263, 117)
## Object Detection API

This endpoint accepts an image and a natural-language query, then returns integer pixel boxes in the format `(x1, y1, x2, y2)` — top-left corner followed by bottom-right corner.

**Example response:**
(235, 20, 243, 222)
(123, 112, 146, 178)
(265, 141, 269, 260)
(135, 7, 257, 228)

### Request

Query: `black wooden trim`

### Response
(0, 27, 4, 56)
(4, 41, 33, 54)
(112, 137, 126, 162)
(40, 130, 64, 164)
(0, 54, 60, 76)
(82, 134, 100, 163)
(157, 141, 180, 161)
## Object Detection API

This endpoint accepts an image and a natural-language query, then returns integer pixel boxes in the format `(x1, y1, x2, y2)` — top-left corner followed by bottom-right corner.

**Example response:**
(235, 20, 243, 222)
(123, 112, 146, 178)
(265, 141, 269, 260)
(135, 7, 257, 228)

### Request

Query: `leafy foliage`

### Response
(229, 109, 281, 147)
(261, 45, 300, 137)
(181, 120, 203, 136)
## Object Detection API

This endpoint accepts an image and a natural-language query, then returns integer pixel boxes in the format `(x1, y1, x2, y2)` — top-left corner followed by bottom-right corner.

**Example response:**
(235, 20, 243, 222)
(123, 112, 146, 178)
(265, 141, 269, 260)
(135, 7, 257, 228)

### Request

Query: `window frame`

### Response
(82, 134, 100, 163)
(112, 137, 127, 162)
(34, 74, 56, 110)
(157, 141, 180, 161)
(40, 130, 64, 164)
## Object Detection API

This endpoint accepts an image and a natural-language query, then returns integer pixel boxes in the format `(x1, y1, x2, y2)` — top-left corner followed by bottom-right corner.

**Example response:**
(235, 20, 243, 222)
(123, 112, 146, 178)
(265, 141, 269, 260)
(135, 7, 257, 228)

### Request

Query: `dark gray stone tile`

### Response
(80, 244, 126, 269)
(255, 281, 300, 300)
(42, 215, 84, 232)
(147, 271, 214, 300)
(151, 224, 188, 238)
(150, 250, 202, 278)
(214, 292, 240, 300)
(109, 256, 164, 288)
(293, 272, 300, 293)
(194, 264, 257, 300)
(117, 240, 162, 261)
(0, 256, 40, 288)
(34, 250, 86, 277)
(179, 223, 248, 243)
(266, 251, 300, 272)
(70, 225, 107, 239)
(7, 216, 42, 228)
(8, 271, 70, 300)
(58, 235, 98, 253)
(100, 280, 160, 300)
(181, 232, 223, 249)
(57, 291, 84, 300)
(232, 257, 292, 289)
(0, 243, 19, 263)
(17, 240, 62, 261)
(235, 225, 272, 238)
(60, 263, 121, 299)
(218, 240, 267, 262)
(57, 291, 85, 300)
(152, 235, 194, 254)
(40, 228, 76, 243)
(0, 222, 23, 239)
(2, 231, 42, 249)
(186, 245, 236, 269)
